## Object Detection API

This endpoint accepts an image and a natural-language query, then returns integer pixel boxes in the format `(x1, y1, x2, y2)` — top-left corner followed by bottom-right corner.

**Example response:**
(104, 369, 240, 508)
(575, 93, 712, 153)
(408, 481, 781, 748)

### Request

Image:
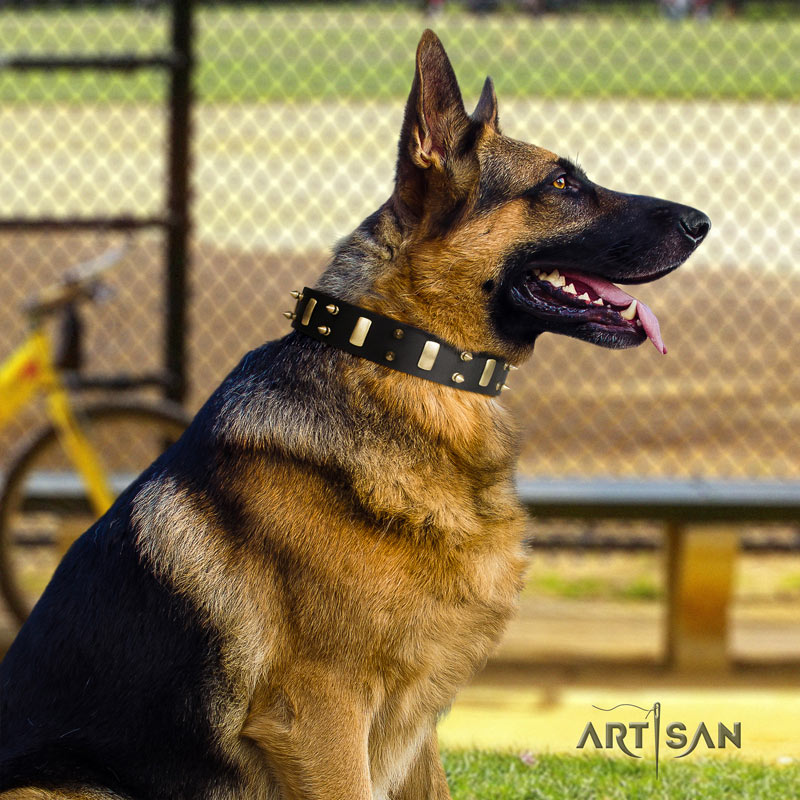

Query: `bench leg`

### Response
(665, 523, 739, 672)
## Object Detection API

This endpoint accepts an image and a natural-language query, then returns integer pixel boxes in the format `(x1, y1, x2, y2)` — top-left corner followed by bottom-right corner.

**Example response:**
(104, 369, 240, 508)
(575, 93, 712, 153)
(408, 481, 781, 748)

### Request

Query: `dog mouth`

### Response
(514, 266, 667, 353)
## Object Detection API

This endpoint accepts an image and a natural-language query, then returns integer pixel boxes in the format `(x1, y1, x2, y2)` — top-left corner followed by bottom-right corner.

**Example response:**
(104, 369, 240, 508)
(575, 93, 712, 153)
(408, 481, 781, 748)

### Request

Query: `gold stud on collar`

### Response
(385, 351, 396, 361)
(325, 304, 339, 315)
(452, 373, 465, 384)
(317, 325, 331, 336)
(283, 311, 296, 320)
(290, 290, 303, 300)
(460, 352, 473, 361)
(393, 328, 405, 339)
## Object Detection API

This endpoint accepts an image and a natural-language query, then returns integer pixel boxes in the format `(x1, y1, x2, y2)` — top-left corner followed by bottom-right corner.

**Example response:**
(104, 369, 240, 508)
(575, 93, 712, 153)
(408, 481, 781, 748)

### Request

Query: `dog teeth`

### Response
(544, 270, 565, 287)
(619, 300, 638, 321)
(592, 298, 604, 305)
(563, 283, 577, 295)
(533, 269, 566, 288)
(577, 292, 591, 302)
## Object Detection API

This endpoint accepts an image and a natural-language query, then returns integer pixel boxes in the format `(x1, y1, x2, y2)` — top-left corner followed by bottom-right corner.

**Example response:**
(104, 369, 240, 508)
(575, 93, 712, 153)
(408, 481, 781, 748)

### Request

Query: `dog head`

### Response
(383, 30, 710, 361)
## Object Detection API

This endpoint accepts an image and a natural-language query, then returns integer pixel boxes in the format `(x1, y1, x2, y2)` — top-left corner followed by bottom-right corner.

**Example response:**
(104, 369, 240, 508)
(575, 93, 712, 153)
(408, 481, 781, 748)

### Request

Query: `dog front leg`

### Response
(243, 679, 373, 800)
(391, 731, 451, 800)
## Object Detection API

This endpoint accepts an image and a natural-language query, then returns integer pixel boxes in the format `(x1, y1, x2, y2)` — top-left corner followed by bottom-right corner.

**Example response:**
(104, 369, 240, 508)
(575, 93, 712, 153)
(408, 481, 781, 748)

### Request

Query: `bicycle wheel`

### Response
(0, 400, 190, 625)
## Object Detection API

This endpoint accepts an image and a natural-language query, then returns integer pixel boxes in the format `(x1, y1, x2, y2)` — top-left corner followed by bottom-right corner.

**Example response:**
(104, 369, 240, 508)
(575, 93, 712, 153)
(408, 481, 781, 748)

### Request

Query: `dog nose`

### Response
(678, 209, 711, 246)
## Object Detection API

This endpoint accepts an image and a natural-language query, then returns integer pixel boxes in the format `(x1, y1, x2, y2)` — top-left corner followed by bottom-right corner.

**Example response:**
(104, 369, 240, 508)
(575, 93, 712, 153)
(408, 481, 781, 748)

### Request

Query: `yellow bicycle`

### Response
(0, 243, 190, 625)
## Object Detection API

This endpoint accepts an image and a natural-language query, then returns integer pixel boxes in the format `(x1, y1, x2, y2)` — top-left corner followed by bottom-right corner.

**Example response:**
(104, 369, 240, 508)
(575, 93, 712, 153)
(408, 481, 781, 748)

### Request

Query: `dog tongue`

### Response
(569, 272, 667, 354)
(634, 300, 666, 355)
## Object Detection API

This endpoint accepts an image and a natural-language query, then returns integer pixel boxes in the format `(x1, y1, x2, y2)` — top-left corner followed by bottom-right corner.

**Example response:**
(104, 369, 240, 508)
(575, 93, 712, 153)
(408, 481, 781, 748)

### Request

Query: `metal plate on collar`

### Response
(417, 341, 440, 371)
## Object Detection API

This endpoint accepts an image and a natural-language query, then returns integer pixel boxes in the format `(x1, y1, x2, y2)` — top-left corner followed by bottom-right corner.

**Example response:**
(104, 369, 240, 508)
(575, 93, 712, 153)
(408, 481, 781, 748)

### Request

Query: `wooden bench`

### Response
(517, 478, 800, 672)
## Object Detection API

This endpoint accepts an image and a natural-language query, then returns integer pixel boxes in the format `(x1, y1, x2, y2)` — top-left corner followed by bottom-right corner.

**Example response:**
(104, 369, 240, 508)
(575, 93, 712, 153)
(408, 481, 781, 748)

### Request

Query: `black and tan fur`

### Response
(0, 31, 708, 800)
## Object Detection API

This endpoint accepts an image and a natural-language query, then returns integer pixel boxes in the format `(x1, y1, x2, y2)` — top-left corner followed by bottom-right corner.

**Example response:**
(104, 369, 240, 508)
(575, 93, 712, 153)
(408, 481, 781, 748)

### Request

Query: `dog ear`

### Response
(394, 30, 474, 219)
(472, 76, 499, 131)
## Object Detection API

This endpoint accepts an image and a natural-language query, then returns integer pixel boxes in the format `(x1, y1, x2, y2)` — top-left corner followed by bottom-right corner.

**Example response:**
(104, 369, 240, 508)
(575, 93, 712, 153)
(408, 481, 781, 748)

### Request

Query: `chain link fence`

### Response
(1, 0, 798, 482)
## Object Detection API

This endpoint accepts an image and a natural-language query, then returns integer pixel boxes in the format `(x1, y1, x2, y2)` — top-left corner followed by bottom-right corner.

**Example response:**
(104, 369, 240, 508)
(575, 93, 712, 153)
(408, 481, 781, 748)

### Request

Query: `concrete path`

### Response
(440, 670, 800, 761)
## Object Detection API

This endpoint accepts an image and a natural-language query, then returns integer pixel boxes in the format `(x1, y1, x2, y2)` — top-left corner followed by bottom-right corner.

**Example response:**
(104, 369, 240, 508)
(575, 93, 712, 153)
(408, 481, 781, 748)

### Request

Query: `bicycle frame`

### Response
(0, 327, 114, 516)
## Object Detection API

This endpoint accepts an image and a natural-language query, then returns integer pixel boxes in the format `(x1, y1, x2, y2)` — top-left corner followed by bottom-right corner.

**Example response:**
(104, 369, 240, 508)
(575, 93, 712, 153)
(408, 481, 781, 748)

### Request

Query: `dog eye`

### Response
(552, 176, 567, 190)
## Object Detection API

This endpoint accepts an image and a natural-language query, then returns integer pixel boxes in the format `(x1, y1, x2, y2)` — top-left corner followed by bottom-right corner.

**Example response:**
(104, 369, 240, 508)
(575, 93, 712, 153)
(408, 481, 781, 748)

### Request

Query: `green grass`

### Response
(528, 571, 661, 601)
(442, 750, 800, 800)
(1, 5, 798, 104)
(778, 572, 800, 595)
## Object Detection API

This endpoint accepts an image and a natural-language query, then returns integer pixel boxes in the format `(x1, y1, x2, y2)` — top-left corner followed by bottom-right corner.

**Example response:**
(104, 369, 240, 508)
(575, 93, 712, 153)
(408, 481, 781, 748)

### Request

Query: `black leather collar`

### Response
(288, 287, 511, 396)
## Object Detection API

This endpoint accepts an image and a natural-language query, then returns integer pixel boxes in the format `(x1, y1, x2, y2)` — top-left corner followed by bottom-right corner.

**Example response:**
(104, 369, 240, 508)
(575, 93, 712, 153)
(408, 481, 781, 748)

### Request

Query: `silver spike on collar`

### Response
(286, 287, 512, 396)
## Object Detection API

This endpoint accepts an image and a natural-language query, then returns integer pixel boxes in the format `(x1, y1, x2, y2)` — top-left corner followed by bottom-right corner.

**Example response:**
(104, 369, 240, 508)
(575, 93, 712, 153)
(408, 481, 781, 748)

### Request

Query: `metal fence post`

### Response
(165, 0, 194, 404)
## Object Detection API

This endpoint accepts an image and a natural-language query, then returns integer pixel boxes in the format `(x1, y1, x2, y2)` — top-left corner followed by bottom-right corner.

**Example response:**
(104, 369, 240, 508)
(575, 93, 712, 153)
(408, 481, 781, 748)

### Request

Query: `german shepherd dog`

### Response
(0, 30, 708, 800)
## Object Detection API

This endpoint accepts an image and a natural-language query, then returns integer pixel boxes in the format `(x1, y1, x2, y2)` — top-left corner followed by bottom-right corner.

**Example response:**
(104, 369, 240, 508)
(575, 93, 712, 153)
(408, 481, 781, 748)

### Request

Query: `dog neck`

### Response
(260, 204, 522, 524)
